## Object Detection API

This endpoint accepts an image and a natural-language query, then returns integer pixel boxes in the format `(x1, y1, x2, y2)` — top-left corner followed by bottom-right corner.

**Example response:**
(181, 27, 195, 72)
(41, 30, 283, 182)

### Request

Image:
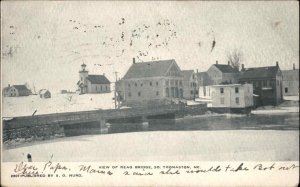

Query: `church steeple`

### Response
(78, 63, 89, 94)
(80, 63, 88, 72)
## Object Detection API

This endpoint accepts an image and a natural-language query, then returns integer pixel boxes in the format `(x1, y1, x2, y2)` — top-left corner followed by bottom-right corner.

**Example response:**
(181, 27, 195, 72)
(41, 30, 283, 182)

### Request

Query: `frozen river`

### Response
(107, 113, 299, 134)
(3, 112, 299, 162)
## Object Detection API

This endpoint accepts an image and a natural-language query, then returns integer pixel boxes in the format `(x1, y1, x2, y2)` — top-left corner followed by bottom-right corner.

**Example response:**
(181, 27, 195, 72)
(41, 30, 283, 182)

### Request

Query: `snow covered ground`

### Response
(252, 98, 299, 115)
(251, 106, 299, 114)
(2, 93, 115, 117)
(284, 95, 299, 101)
(3, 130, 298, 162)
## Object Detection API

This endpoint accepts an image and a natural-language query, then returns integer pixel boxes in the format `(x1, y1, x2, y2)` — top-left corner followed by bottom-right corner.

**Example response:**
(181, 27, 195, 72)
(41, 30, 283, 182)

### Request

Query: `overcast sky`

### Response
(1, 1, 299, 92)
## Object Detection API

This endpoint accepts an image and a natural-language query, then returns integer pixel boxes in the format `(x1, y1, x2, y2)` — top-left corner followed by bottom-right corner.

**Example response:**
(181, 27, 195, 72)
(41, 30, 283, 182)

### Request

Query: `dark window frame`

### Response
(220, 88, 224, 94)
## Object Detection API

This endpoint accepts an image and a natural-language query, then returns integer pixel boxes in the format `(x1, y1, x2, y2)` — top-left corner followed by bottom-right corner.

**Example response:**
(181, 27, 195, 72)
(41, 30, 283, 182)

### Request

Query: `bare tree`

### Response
(227, 49, 243, 71)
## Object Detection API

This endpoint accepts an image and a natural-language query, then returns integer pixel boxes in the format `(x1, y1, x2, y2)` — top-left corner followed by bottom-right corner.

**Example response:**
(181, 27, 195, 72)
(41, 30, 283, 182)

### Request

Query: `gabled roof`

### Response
(181, 70, 194, 80)
(87, 75, 110, 84)
(123, 59, 179, 79)
(12, 85, 30, 91)
(213, 64, 239, 73)
(240, 66, 280, 79)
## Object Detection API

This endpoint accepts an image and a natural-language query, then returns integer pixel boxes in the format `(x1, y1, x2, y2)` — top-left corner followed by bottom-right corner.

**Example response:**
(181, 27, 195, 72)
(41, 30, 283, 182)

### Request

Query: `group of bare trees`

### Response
(227, 48, 243, 71)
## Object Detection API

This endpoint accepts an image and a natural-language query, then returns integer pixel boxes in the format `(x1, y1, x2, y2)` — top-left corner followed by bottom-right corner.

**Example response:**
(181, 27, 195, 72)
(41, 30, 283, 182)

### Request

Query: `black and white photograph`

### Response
(1, 1, 299, 186)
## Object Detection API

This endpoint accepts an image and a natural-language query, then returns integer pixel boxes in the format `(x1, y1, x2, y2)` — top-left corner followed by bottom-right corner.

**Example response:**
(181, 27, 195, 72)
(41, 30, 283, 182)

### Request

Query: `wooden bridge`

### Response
(2, 103, 207, 141)
(3, 104, 186, 130)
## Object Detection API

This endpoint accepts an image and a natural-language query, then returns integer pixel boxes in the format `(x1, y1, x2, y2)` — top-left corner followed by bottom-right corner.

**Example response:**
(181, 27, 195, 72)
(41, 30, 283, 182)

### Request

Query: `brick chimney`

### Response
(293, 63, 295, 70)
(216, 60, 218, 65)
(133, 57, 136, 64)
(276, 61, 279, 67)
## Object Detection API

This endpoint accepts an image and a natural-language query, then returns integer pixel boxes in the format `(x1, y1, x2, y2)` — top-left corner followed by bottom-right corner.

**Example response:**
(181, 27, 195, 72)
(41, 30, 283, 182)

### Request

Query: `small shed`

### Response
(39, 89, 51, 98)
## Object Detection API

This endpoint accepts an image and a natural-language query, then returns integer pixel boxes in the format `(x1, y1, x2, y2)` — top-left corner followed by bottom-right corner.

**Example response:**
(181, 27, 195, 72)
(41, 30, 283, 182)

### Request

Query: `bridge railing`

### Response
(3, 104, 184, 129)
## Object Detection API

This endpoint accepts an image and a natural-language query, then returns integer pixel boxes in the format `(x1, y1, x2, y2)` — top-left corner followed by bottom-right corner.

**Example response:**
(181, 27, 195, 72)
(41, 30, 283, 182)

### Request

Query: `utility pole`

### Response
(113, 71, 118, 109)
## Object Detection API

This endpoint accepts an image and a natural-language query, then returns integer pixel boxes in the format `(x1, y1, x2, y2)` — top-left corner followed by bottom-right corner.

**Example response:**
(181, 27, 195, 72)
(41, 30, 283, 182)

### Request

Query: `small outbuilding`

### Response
(39, 89, 51, 98)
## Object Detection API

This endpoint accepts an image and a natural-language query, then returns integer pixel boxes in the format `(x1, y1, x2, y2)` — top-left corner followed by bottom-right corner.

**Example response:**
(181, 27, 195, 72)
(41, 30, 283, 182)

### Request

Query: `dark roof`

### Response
(181, 70, 194, 80)
(13, 85, 30, 91)
(87, 75, 110, 84)
(123, 59, 178, 79)
(213, 64, 238, 73)
(240, 66, 280, 79)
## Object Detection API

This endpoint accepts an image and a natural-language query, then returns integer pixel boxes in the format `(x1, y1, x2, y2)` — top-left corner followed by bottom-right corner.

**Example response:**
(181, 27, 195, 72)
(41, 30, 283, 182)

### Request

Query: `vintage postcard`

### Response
(1, 1, 299, 186)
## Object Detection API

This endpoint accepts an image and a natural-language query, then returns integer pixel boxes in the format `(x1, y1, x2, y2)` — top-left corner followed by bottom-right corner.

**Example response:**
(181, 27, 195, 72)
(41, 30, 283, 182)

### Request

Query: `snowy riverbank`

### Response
(251, 99, 299, 115)
(2, 93, 115, 117)
(3, 130, 298, 162)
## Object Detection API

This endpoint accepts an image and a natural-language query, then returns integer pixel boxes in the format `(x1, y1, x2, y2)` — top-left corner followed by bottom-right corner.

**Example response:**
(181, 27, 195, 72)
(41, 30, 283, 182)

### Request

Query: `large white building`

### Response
(209, 83, 254, 113)
(116, 59, 184, 107)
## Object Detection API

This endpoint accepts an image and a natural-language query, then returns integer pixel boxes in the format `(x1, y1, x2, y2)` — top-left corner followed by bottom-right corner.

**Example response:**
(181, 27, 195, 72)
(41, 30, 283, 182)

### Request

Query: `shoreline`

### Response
(3, 130, 299, 162)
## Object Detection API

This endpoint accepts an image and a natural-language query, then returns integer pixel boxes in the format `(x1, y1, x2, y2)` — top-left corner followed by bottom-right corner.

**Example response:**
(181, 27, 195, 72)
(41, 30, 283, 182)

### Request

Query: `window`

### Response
(258, 81, 262, 87)
(179, 80, 182, 86)
(195, 90, 199, 94)
(220, 88, 224, 94)
(128, 92, 131, 97)
(81, 77, 83, 81)
(135, 83, 137, 87)
(141, 83, 143, 87)
(263, 81, 267, 87)
(138, 92, 141, 96)
(235, 97, 240, 105)
(165, 80, 169, 86)
(156, 91, 159, 96)
(175, 80, 178, 86)
(235, 87, 239, 93)
(156, 82, 158, 86)
(150, 82, 152, 86)
(166, 88, 169, 97)
(190, 90, 193, 94)
(128, 83, 130, 87)
(221, 97, 225, 104)
(285, 87, 288, 93)
(106, 86, 108, 91)
(96, 86, 98, 91)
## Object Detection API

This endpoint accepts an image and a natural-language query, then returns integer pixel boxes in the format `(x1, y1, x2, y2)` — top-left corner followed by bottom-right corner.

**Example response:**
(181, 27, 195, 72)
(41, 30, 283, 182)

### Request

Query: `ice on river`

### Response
(3, 130, 299, 162)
